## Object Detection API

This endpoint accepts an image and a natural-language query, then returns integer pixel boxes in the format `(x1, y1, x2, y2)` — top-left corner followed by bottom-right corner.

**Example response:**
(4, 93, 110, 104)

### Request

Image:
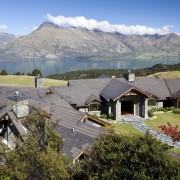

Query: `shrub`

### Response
(100, 114, 107, 119)
(0, 69, 8, 75)
(78, 133, 180, 179)
(148, 110, 154, 117)
(166, 106, 176, 111)
(173, 109, 180, 114)
(158, 107, 168, 112)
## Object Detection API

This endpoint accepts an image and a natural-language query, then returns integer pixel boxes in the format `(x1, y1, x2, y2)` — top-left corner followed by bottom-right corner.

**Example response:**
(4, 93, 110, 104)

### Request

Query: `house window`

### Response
(89, 103, 100, 111)
(148, 99, 156, 106)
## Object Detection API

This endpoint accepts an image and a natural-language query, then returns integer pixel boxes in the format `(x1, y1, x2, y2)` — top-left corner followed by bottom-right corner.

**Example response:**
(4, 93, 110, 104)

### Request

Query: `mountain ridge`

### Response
(0, 22, 180, 60)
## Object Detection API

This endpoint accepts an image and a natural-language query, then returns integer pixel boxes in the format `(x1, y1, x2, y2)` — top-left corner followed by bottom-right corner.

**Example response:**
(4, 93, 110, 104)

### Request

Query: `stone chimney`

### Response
(7, 91, 29, 118)
(124, 70, 135, 82)
(35, 74, 43, 88)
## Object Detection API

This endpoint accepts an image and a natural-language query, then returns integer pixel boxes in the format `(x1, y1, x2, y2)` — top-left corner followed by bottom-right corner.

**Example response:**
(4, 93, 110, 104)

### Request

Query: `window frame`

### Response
(89, 102, 101, 111)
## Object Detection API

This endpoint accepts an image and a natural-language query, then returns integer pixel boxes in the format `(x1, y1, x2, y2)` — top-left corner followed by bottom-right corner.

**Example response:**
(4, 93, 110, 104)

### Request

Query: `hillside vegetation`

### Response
(47, 63, 180, 80)
(0, 75, 67, 87)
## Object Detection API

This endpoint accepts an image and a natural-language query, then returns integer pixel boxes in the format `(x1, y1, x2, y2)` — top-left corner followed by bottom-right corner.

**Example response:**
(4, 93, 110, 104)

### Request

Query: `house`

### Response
(0, 72, 180, 161)
(0, 85, 108, 162)
(48, 71, 180, 121)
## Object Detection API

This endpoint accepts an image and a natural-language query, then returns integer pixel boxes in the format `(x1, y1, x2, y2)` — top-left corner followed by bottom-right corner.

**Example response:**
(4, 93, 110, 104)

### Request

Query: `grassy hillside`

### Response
(0, 75, 67, 87)
(152, 71, 180, 79)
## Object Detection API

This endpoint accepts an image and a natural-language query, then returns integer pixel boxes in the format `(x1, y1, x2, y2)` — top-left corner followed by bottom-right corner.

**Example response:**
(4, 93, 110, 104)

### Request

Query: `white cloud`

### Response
(46, 14, 173, 35)
(0, 24, 8, 31)
(33, 26, 38, 30)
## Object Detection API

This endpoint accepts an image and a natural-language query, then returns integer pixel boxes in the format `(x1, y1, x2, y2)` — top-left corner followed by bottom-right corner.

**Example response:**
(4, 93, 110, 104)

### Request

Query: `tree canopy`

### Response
(0, 108, 69, 180)
(31, 68, 42, 77)
(77, 133, 180, 180)
(1, 109, 180, 179)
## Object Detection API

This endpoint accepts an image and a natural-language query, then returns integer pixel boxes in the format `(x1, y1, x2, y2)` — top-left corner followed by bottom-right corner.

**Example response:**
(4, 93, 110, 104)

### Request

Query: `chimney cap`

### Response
(7, 90, 28, 102)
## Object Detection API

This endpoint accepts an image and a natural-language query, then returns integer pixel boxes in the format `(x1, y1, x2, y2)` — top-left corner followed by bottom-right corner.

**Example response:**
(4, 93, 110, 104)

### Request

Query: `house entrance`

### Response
(121, 101, 134, 115)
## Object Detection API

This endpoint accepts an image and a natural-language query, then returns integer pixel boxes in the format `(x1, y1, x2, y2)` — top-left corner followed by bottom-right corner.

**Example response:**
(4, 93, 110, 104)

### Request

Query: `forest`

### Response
(47, 63, 180, 80)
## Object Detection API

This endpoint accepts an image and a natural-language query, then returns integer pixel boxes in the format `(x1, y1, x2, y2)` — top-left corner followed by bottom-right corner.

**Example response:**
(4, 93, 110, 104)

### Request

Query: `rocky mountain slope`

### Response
(0, 22, 180, 60)
(0, 33, 18, 49)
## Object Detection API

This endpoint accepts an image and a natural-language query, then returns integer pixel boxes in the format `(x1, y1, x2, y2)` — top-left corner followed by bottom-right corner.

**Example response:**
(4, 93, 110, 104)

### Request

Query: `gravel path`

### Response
(120, 115, 180, 149)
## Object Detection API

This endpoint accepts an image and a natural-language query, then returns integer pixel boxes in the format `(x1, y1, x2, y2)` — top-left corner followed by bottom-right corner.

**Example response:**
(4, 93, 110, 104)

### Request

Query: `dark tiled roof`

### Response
(55, 125, 94, 158)
(40, 102, 105, 158)
(52, 79, 110, 106)
(172, 90, 180, 99)
(0, 106, 9, 118)
(0, 86, 46, 102)
(165, 79, 180, 95)
(130, 77, 171, 100)
(100, 78, 133, 101)
(8, 111, 27, 138)
(85, 94, 101, 105)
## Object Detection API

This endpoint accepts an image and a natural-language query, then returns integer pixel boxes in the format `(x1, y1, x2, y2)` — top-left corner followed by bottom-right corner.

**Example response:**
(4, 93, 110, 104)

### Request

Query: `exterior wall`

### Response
(88, 111, 101, 117)
(112, 94, 148, 120)
(7, 99, 29, 118)
(157, 101, 163, 108)
(173, 98, 180, 109)
(143, 97, 148, 119)
(148, 100, 164, 110)
(0, 120, 19, 148)
(78, 106, 89, 113)
(115, 100, 121, 121)
(106, 100, 114, 119)
(35, 76, 43, 88)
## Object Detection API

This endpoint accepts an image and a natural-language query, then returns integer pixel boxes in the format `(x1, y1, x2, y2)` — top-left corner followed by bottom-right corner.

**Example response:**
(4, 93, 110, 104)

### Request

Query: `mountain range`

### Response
(0, 21, 180, 61)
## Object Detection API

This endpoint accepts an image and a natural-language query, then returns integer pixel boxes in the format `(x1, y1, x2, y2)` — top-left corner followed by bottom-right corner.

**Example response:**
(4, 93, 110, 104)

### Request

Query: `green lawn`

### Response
(112, 123, 143, 136)
(145, 113, 180, 132)
(0, 75, 67, 87)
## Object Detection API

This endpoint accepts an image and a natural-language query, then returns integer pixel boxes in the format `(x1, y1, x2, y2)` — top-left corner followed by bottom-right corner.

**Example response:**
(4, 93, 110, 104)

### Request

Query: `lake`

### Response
(0, 57, 180, 76)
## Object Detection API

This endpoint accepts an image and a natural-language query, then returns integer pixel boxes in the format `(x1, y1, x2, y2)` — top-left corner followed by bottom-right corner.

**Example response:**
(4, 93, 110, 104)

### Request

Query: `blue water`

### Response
(0, 57, 179, 76)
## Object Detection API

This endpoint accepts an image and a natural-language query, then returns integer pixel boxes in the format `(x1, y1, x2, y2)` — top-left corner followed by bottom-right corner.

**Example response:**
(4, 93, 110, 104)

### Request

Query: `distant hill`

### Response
(0, 21, 180, 60)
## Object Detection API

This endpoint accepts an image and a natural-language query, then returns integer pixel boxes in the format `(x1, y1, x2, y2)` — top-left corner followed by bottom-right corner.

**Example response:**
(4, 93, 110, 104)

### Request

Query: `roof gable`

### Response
(100, 78, 152, 101)
(100, 79, 133, 101)
(85, 94, 102, 105)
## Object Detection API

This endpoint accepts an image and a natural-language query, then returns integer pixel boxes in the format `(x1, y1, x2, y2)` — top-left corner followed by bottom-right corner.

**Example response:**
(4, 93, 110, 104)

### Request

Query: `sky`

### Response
(0, 0, 179, 35)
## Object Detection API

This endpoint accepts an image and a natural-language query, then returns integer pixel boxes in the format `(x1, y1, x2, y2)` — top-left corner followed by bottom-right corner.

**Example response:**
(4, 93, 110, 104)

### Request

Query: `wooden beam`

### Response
(81, 114, 110, 126)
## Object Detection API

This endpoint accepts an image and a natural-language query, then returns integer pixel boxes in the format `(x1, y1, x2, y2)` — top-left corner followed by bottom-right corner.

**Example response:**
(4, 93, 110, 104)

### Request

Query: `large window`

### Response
(148, 99, 156, 106)
(89, 103, 100, 111)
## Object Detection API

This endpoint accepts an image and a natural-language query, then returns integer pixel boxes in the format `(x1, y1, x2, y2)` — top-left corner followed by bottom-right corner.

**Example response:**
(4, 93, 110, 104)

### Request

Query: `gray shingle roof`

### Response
(40, 102, 105, 158)
(130, 77, 171, 100)
(165, 79, 180, 95)
(0, 86, 46, 102)
(55, 125, 94, 158)
(100, 78, 134, 101)
(172, 90, 180, 99)
(52, 79, 110, 106)
(8, 111, 27, 138)
(85, 94, 101, 105)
